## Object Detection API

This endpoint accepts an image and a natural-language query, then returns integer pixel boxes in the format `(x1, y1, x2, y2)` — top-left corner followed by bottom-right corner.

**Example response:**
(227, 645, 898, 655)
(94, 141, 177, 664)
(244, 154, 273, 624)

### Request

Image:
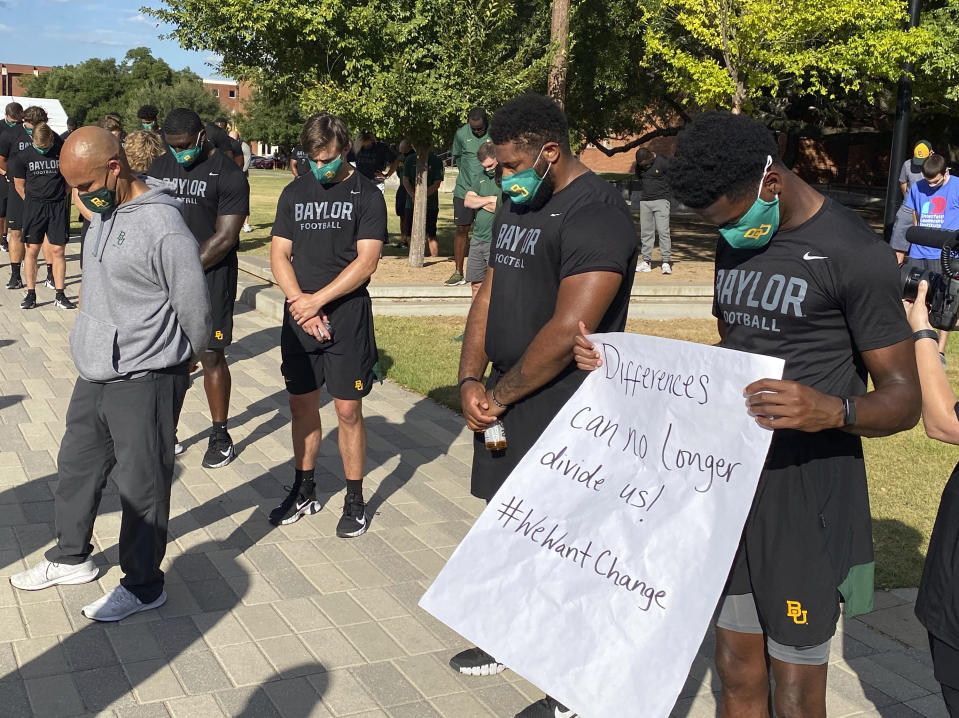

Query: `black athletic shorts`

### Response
(722, 430, 875, 648)
(395, 184, 408, 217)
(453, 195, 476, 227)
(7, 190, 23, 230)
(205, 252, 238, 350)
(404, 205, 439, 237)
(280, 291, 380, 399)
(0, 175, 7, 218)
(23, 198, 69, 246)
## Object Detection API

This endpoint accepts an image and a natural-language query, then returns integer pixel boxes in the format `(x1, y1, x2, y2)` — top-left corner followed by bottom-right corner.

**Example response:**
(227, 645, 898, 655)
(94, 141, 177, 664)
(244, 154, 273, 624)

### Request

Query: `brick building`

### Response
(0, 63, 52, 97)
(202, 78, 252, 116)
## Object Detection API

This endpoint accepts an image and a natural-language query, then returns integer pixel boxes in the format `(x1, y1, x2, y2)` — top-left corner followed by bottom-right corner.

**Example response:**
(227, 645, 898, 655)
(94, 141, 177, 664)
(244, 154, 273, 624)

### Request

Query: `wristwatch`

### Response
(840, 396, 856, 428)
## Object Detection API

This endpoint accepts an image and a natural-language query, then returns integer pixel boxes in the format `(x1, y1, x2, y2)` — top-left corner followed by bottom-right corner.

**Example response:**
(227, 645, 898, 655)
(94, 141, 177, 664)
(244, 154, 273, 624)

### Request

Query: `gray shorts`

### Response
(717, 593, 832, 665)
(466, 240, 491, 284)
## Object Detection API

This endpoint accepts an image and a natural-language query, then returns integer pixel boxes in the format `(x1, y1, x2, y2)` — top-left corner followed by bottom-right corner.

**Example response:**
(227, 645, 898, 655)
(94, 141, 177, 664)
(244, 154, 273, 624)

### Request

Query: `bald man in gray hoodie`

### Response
(10, 127, 212, 622)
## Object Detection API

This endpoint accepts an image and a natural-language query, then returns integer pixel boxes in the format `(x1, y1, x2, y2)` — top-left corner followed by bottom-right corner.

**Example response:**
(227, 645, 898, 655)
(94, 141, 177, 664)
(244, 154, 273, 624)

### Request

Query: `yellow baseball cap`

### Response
(913, 140, 933, 169)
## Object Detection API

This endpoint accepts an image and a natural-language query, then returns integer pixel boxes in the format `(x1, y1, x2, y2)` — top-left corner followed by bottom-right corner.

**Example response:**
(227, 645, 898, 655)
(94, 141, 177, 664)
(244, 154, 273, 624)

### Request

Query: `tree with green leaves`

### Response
(237, 85, 304, 156)
(22, 47, 221, 129)
(642, 0, 929, 115)
(147, 0, 551, 266)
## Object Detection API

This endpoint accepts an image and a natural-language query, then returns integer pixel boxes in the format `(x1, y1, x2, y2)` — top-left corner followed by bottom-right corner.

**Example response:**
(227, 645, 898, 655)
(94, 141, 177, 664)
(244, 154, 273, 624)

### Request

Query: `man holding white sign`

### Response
(450, 92, 637, 710)
(577, 112, 921, 717)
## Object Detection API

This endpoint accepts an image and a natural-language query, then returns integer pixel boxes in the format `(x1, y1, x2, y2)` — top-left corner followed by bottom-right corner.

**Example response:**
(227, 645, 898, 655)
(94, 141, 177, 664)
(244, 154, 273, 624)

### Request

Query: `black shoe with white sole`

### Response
(449, 647, 506, 677)
(515, 696, 578, 718)
(201, 430, 236, 468)
(270, 479, 320, 526)
(7, 275, 23, 290)
(336, 492, 367, 537)
(54, 294, 75, 309)
(44, 276, 55, 290)
(20, 291, 36, 309)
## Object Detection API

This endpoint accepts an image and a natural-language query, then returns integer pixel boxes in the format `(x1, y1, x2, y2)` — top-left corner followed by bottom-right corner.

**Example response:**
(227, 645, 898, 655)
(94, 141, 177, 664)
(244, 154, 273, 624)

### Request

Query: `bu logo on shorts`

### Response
(354, 380, 363, 391)
(743, 224, 772, 240)
(214, 330, 223, 340)
(786, 600, 808, 625)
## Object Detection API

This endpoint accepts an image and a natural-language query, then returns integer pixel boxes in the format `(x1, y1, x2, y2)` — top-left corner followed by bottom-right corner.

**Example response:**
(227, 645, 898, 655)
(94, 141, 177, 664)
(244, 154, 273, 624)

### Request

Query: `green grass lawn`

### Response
(374, 315, 959, 589)
(240, 169, 459, 259)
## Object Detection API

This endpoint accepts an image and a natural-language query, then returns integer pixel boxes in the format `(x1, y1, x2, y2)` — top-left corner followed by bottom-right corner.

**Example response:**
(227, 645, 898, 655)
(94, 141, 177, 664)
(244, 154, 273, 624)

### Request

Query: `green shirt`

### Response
(403, 151, 445, 211)
(451, 123, 490, 199)
(470, 173, 500, 243)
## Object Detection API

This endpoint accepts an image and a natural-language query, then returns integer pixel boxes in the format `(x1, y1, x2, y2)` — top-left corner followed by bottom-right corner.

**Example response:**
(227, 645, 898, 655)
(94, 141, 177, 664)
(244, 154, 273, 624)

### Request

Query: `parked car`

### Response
(250, 155, 275, 169)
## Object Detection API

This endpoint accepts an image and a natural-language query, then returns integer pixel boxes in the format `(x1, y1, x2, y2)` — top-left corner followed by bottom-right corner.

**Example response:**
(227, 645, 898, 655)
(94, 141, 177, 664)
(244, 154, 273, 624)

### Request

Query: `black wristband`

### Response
(490, 388, 509, 410)
(841, 396, 856, 428)
(458, 376, 482, 389)
(914, 329, 940, 342)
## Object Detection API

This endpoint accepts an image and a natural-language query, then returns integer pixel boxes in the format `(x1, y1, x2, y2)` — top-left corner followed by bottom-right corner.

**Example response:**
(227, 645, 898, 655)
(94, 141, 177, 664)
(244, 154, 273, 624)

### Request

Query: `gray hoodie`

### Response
(71, 186, 212, 382)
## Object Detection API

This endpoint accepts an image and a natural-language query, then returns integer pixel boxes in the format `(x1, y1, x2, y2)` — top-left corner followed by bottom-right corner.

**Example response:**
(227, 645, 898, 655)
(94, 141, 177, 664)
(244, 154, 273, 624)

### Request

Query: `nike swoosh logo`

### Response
(220, 449, 232, 457)
(550, 213, 563, 217)
(803, 252, 828, 260)
(209, 173, 219, 176)
(351, 190, 361, 194)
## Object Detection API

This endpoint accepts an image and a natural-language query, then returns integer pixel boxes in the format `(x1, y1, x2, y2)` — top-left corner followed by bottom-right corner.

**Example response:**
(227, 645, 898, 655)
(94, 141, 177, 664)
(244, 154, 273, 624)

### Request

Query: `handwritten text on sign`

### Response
(420, 333, 783, 718)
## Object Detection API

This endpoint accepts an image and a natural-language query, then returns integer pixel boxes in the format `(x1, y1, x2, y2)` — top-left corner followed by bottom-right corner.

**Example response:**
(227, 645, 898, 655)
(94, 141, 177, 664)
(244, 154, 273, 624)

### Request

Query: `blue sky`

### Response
(0, 0, 230, 78)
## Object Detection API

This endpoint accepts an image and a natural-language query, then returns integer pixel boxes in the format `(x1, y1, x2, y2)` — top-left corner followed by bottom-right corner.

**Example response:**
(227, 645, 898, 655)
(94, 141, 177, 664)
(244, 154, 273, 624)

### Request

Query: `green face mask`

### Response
(308, 155, 343, 183)
(33, 144, 49, 156)
(717, 155, 780, 250)
(78, 186, 115, 215)
(24, 126, 33, 137)
(170, 133, 203, 166)
(142, 122, 156, 131)
(4, 120, 15, 128)
(501, 146, 549, 205)
(485, 168, 496, 179)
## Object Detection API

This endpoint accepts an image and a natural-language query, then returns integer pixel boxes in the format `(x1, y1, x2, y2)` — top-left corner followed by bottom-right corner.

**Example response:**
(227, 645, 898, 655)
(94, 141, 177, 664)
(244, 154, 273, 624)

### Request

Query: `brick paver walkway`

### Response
(0, 253, 951, 717)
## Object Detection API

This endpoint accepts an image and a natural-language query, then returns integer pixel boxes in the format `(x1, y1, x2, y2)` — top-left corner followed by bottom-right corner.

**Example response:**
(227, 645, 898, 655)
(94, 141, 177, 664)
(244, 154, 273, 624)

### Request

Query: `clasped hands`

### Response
(288, 293, 331, 341)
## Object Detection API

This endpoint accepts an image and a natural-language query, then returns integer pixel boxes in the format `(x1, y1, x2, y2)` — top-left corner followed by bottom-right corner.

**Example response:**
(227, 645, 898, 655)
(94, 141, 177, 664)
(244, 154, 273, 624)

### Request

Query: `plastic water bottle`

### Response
(484, 419, 507, 451)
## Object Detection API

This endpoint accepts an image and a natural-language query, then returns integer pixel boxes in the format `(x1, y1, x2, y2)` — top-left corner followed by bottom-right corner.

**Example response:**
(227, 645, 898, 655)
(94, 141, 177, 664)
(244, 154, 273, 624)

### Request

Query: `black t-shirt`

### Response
(271, 170, 387, 293)
(349, 142, 396, 180)
(635, 154, 671, 202)
(0, 124, 32, 161)
(10, 134, 65, 202)
(292, 146, 311, 176)
(713, 197, 910, 397)
(204, 123, 236, 158)
(486, 171, 638, 371)
(147, 148, 250, 266)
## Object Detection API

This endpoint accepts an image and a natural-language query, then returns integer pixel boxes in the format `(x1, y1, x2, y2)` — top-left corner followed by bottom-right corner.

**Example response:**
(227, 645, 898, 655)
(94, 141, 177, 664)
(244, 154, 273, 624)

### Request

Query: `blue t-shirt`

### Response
(906, 177, 959, 259)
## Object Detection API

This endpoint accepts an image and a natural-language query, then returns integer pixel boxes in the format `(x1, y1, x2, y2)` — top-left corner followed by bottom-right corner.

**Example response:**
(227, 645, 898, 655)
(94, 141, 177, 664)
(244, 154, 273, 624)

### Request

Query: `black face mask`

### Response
(471, 125, 487, 138)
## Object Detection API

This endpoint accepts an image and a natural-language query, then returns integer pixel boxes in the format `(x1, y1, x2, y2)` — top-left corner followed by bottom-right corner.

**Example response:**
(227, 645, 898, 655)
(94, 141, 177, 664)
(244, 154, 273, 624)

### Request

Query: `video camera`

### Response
(902, 227, 959, 330)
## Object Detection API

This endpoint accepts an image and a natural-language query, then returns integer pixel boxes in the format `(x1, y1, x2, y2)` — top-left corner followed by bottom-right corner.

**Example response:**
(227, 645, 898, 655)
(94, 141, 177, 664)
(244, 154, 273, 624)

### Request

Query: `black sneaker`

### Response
(269, 479, 320, 526)
(54, 294, 75, 310)
(6, 275, 23, 290)
(201, 430, 236, 468)
(20, 291, 36, 310)
(335, 492, 367, 538)
(515, 696, 577, 718)
(0, 237, 7, 252)
(44, 276, 55, 290)
(449, 647, 506, 677)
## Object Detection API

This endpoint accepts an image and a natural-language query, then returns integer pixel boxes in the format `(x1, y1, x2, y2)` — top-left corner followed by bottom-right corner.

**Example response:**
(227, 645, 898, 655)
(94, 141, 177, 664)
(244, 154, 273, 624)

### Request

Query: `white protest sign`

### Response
(419, 332, 784, 718)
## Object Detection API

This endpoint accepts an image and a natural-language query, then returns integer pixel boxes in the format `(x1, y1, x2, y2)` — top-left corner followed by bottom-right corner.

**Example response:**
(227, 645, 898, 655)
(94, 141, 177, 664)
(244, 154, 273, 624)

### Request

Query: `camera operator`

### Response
(905, 154, 959, 360)
(906, 280, 959, 715)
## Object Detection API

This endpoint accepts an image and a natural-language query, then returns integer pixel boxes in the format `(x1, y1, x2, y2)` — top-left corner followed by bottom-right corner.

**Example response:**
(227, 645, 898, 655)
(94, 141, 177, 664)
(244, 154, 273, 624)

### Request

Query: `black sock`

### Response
(10, 262, 20, 277)
(346, 478, 363, 497)
(55, 289, 65, 298)
(295, 468, 315, 486)
(212, 420, 228, 434)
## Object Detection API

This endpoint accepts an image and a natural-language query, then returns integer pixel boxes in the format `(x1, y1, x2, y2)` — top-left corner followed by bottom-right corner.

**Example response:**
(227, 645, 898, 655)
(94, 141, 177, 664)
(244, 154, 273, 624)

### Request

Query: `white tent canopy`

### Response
(0, 96, 68, 134)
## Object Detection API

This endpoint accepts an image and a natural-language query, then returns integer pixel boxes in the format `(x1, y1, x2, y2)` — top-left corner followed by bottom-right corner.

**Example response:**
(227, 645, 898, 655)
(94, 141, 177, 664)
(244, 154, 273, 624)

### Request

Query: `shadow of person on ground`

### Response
(0, 463, 330, 716)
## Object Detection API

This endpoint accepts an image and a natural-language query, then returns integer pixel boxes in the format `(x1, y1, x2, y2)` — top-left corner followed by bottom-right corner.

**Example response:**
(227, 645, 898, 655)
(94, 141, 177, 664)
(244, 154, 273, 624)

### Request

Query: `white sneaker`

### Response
(636, 261, 651, 273)
(662, 262, 672, 275)
(10, 558, 99, 591)
(242, 222, 253, 233)
(82, 585, 167, 622)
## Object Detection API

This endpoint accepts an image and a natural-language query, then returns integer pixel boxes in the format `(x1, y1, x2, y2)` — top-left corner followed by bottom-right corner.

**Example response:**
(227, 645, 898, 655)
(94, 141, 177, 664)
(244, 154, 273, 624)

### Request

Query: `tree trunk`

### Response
(408, 143, 430, 268)
(547, 0, 571, 108)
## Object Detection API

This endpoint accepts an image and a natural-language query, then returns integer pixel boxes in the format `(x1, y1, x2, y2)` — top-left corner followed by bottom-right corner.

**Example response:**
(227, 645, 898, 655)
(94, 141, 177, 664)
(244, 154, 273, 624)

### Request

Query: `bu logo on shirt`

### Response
(744, 224, 772, 240)
(786, 600, 808, 625)
(214, 330, 223, 340)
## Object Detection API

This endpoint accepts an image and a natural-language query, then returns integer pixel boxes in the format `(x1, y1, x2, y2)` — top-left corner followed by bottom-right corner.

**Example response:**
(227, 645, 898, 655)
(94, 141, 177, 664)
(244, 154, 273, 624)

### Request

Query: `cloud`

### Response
(123, 12, 156, 26)
(44, 30, 148, 48)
